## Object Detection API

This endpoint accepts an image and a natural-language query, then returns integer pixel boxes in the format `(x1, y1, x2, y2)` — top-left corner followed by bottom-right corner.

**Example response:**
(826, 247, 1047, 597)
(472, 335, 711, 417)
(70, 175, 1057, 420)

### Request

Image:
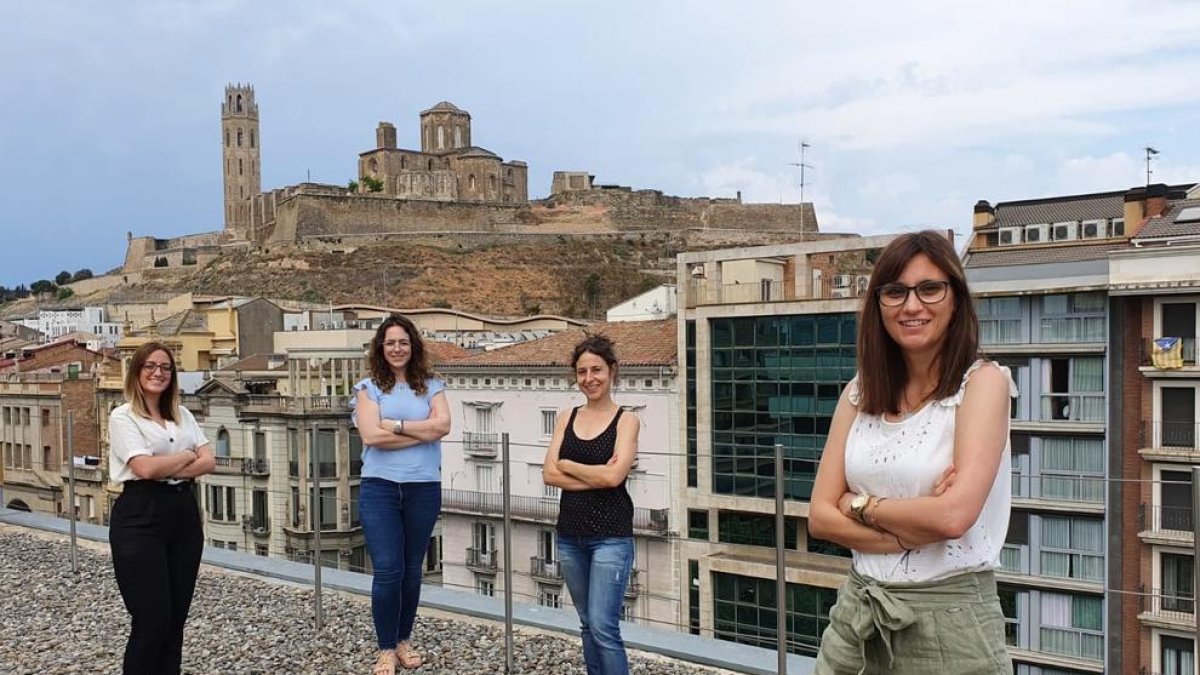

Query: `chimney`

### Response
(972, 200, 995, 229)
(1145, 183, 1169, 218)
(376, 122, 397, 150)
(1123, 184, 1169, 236)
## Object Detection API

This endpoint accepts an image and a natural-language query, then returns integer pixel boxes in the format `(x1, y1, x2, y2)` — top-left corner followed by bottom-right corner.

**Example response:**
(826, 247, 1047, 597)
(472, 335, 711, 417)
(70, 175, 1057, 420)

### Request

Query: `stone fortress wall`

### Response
(123, 87, 818, 274)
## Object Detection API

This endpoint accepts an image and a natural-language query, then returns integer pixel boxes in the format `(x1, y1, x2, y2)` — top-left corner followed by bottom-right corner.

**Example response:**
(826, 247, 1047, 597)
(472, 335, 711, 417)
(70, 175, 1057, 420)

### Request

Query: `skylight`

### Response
(1176, 206, 1200, 224)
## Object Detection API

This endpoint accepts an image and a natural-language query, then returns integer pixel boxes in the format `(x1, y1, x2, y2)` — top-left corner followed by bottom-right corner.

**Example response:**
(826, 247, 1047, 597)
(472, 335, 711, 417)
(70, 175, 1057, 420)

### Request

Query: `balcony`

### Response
(1139, 504, 1193, 546)
(530, 556, 562, 582)
(1142, 421, 1200, 454)
(1039, 626, 1104, 663)
(625, 568, 643, 597)
(242, 515, 271, 537)
(241, 458, 270, 477)
(1139, 587, 1195, 629)
(1011, 471, 1105, 511)
(466, 547, 497, 572)
(684, 279, 789, 307)
(1038, 316, 1106, 344)
(1141, 337, 1198, 370)
(212, 456, 245, 475)
(463, 432, 499, 459)
(442, 489, 670, 536)
(1040, 393, 1105, 423)
(241, 395, 350, 415)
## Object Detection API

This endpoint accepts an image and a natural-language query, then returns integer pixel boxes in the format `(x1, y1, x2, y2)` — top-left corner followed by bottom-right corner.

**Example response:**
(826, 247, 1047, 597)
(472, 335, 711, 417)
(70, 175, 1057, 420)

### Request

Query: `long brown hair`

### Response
(367, 314, 436, 395)
(124, 341, 180, 422)
(856, 230, 980, 415)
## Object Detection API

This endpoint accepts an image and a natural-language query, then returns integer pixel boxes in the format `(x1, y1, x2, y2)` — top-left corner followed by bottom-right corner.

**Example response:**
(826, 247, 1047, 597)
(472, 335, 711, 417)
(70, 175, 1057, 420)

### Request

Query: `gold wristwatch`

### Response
(850, 492, 871, 524)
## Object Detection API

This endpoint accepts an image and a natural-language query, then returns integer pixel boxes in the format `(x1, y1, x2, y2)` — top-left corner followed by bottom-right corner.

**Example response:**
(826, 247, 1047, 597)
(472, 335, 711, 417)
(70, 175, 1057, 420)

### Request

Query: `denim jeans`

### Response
(360, 477, 441, 649)
(557, 535, 634, 675)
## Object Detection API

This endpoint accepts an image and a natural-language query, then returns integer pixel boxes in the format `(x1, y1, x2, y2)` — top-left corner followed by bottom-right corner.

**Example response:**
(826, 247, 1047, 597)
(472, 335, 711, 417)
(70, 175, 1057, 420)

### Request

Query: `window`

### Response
(538, 583, 562, 608)
(318, 487, 337, 530)
(473, 522, 495, 554)
(238, 158, 243, 175)
(349, 483, 360, 528)
(1162, 552, 1195, 614)
(253, 432, 267, 461)
(476, 463, 495, 493)
(251, 489, 268, 529)
(255, 544, 268, 556)
(1040, 293, 1105, 343)
(437, 125, 445, 149)
(216, 429, 231, 458)
(21, 408, 29, 426)
(224, 130, 229, 147)
(1162, 386, 1197, 448)
(713, 572, 837, 656)
(41, 409, 50, 426)
(208, 485, 225, 520)
(1039, 592, 1103, 661)
(468, 174, 476, 190)
(423, 537, 440, 574)
(541, 410, 557, 437)
(1039, 436, 1104, 503)
(249, 129, 255, 149)
(1162, 635, 1195, 675)
(474, 407, 494, 434)
(237, 128, 243, 147)
(316, 429, 337, 477)
(1162, 470, 1193, 532)
(349, 432, 363, 477)
(542, 481, 560, 500)
(288, 429, 299, 477)
(717, 510, 798, 549)
(225, 487, 236, 519)
(1040, 516, 1103, 582)
(476, 575, 495, 597)
(1043, 357, 1104, 422)
(454, 126, 463, 148)
(997, 585, 1022, 648)
(977, 296, 1022, 344)
(688, 560, 700, 635)
(688, 509, 709, 540)
(290, 487, 300, 528)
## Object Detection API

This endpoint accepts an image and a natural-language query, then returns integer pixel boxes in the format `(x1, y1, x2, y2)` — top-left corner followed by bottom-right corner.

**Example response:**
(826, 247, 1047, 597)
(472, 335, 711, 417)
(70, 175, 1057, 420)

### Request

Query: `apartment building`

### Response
(965, 181, 1199, 675)
(1107, 184, 1200, 675)
(676, 234, 899, 655)
(437, 320, 680, 627)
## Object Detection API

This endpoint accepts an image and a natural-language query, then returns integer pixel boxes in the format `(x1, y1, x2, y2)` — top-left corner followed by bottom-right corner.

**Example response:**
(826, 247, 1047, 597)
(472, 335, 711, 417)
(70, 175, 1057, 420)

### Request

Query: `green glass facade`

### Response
(686, 320, 698, 488)
(709, 313, 857, 500)
(713, 571, 838, 656)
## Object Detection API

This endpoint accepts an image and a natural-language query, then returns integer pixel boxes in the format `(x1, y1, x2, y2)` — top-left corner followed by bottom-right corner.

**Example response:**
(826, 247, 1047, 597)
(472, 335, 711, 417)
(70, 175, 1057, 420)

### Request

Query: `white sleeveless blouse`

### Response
(842, 359, 1018, 583)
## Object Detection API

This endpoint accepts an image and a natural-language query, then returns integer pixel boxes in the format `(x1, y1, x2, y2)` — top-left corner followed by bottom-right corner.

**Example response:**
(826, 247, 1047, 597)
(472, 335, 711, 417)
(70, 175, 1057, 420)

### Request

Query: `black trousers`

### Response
(109, 480, 204, 675)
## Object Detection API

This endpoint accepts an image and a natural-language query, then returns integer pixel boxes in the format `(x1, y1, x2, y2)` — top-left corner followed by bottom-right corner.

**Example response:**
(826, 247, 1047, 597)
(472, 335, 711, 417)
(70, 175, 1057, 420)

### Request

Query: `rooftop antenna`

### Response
(788, 140, 812, 237)
(1145, 146, 1159, 186)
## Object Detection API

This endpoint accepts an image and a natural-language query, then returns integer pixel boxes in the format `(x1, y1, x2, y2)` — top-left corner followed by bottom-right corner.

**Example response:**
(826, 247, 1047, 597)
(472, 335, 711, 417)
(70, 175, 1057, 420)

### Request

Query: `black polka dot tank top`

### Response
(555, 406, 633, 537)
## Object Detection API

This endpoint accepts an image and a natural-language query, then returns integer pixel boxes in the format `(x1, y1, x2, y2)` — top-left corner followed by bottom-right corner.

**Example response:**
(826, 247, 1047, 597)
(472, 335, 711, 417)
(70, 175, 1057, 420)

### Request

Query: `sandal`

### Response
(395, 641, 423, 670)
(372, 649, 398, 675)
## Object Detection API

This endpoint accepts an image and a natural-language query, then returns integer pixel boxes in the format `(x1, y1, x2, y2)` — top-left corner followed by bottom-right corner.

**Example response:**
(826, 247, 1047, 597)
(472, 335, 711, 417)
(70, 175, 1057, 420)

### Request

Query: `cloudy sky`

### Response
(3, 0, 1200, 287)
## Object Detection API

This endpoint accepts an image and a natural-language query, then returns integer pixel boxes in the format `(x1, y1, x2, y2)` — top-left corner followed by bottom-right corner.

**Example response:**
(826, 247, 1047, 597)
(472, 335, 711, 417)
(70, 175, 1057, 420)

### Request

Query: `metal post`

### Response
(775, 442, 787, 675)
(310, 426, 324, 630)
(66, 411, 78, 575)
(502, 432, 514, 675)
(1192, 467, 1200, 648)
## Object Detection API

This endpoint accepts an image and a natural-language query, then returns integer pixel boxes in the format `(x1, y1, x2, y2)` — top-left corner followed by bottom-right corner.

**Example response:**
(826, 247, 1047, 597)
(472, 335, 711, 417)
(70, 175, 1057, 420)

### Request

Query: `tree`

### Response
(56, 287, 74, 300)
(71, 268, 94, 282)
(347, 179, 360, 193)
(54, 270, 72, 286)
(362, 176, 385, 193)
(30, 279, 56, 295)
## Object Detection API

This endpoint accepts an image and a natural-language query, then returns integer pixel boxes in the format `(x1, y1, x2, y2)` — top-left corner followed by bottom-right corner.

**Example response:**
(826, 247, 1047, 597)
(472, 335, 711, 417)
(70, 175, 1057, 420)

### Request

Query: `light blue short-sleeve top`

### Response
(350, 376, 445, 484)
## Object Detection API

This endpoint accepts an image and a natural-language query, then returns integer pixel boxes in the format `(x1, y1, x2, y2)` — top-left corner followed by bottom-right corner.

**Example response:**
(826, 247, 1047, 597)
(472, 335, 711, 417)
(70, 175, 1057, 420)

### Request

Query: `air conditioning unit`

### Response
(1110, 218, 1126, 236)
(1051, 221, 1077, 242)
(1024, 224, 1048, 244)
(998, 227, 1023, 246)
(1080, 220, 1104, 239)
(832, 274, 852, 288)
(830, 287, 852, 298)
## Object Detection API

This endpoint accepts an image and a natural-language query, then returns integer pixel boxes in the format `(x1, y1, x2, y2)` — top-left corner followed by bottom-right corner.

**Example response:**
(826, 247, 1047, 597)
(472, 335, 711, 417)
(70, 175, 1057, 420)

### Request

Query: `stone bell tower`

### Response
(221, 83, 261, 238)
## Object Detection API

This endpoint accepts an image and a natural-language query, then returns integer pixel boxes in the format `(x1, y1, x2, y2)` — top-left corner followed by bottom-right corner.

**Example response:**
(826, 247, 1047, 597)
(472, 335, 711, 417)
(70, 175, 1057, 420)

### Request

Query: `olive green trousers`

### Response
(813, 567, 1011, 674)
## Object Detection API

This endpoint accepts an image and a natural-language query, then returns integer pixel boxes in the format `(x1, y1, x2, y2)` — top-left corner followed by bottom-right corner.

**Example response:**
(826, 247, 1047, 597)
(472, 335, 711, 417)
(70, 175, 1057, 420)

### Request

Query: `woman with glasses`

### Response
(108, 341, 215, 674)
(351, 315, 450, 674)
(809, 231, 1016, 674)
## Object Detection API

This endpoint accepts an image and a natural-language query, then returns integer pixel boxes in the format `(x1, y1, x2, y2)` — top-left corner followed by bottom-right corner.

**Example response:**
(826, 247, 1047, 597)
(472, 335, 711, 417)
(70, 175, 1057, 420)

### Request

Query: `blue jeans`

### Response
(557, 535, 634, 675)
(360, 477, 441, 649)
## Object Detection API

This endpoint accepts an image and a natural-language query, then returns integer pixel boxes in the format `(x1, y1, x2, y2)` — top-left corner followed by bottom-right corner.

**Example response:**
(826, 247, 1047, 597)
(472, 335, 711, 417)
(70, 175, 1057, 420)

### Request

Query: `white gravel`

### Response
(0, 528, 727, 675)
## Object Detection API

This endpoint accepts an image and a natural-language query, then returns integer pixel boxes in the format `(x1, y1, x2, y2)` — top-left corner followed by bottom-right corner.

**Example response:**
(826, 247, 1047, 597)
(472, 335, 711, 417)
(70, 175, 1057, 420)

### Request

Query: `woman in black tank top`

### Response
(543, 334, 640, 675)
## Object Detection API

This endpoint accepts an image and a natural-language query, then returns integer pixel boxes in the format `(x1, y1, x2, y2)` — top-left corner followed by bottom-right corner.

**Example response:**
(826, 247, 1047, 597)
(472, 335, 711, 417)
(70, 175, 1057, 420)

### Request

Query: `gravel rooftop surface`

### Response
(0, 527, 727, 675)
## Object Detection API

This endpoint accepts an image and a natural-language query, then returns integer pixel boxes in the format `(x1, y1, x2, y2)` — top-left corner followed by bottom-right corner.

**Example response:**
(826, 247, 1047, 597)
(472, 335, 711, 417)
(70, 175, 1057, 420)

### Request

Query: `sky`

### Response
(3, 0, 1200, 288)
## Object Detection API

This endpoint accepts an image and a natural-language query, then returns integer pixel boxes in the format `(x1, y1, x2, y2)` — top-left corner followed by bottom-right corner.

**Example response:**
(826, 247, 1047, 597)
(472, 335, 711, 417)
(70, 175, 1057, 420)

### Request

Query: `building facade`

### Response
(677, 234, 899, 655)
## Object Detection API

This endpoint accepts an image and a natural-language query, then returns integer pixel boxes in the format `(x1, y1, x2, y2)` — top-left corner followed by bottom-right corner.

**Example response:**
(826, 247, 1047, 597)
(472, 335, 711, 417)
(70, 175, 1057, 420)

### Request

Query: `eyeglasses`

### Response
(877, 280, 951, 307)
(141, 363, 174, 374)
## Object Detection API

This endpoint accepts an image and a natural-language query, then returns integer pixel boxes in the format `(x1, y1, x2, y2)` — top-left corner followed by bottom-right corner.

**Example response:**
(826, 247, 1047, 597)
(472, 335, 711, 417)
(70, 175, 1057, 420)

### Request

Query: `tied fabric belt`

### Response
(838, 566, 994, 674)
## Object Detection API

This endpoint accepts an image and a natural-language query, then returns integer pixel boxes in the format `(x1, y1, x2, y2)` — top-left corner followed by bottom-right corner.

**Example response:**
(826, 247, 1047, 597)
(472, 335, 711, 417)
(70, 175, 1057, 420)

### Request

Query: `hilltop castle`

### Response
(121, 83, 816, 275)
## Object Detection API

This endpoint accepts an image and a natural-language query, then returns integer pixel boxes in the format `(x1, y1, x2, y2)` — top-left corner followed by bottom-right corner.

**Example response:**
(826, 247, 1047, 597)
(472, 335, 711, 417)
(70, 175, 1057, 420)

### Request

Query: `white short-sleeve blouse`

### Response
(108, 403, 210, 484)
(842, 359, 1018, 583)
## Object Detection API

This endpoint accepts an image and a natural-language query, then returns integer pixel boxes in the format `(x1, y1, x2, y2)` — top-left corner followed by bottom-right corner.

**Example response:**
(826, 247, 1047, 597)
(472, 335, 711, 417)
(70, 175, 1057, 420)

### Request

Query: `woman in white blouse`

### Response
(108, 341, 214, 675)
(809, 231, 1016, 674)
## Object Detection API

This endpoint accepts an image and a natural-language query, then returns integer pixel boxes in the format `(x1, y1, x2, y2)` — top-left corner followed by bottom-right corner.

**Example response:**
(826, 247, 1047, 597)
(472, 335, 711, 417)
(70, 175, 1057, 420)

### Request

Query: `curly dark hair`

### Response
(570, 333, 619, 373)
(367, 314, 436, 395)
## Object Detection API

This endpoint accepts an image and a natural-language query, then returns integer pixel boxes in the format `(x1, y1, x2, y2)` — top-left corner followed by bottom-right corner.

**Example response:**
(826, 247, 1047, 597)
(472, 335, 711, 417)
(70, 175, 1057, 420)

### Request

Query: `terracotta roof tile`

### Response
(450, 321, 677, 368)
(1137, 198, 1200, 240)
(426, 341, 471, 365)
(964, 242, 1125, 268)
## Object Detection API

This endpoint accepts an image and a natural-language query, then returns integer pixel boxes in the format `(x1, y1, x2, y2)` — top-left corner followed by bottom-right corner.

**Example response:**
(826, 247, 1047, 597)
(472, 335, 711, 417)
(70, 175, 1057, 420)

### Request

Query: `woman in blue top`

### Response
(352, 314, 451, 674)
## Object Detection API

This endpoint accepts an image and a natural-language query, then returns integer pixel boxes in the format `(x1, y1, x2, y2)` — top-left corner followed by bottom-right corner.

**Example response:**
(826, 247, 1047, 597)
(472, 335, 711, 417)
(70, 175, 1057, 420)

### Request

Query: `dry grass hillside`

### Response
(105, 239, 673, 318)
